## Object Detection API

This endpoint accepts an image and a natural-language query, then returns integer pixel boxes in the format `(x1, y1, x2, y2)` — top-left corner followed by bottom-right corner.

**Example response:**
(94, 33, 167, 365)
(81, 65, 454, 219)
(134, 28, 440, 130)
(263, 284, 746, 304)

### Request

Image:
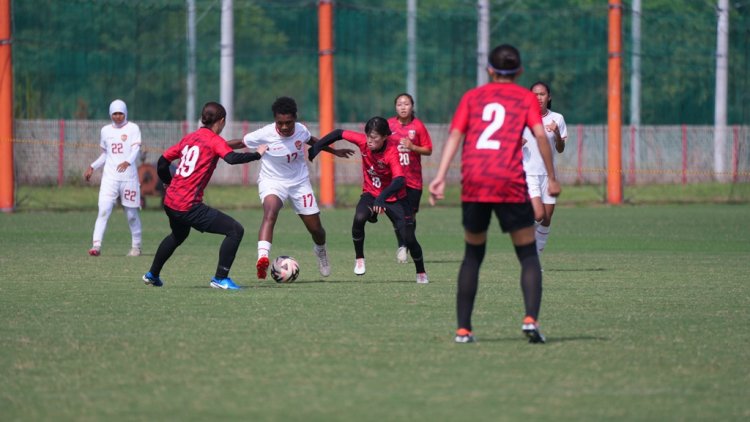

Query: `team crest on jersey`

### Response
(121, 134, 128, 142)
(376, 160, 387, 169)
(295, 140, 303, 151)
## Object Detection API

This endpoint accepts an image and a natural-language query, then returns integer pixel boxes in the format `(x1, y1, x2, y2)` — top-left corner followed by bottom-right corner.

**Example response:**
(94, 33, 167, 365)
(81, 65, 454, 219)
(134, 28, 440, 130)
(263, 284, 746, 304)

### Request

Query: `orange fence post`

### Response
(607, 0, 623, 204)
(318, 0, 335, 207)
(0, 0, 14, 212)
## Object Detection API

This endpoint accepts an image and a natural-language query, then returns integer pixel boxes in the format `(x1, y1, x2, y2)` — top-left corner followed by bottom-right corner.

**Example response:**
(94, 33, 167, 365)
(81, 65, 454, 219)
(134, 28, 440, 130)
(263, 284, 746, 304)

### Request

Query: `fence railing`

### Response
(12, 120, 750, 187)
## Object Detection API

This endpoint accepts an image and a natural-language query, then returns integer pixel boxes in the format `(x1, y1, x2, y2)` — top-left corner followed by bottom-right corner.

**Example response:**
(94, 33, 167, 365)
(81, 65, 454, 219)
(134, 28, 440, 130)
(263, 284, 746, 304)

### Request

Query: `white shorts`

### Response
(99, 178, 141, 209)
(526, 174, 556, 205)
(258, 178, 320, 215)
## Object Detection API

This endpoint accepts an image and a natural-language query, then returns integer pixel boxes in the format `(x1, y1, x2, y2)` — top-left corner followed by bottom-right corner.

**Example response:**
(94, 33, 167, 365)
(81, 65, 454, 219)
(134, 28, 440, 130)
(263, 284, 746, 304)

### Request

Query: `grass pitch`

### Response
(1, 203, 749, 421)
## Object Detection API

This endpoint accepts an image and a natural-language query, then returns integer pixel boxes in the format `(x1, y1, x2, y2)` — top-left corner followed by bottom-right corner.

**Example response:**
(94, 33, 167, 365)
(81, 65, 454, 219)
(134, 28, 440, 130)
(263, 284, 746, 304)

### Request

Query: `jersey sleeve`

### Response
(342, 130, 367, 149)
(162, 142, 183, 162)
(415, 119, 433, 149)
(212, 135, 234, 158)
(557, 115, 568, 140)
(130, 124, 142, 146)
(242, 128, 269, 148)
(449, 92, 471, 134)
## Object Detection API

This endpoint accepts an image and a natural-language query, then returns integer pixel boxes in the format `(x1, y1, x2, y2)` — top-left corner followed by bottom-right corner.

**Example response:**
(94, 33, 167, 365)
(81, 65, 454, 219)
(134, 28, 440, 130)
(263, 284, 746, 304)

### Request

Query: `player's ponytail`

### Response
(201, 102, 227, 127)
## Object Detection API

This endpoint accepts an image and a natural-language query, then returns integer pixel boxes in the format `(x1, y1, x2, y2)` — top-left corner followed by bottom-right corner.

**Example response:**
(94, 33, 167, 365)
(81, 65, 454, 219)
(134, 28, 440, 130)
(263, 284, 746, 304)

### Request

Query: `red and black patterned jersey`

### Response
(342, 130, 406, 202)
(450, 82, 543, 203)
(162, 127, 233, 211)
(387, 116, 433, 190)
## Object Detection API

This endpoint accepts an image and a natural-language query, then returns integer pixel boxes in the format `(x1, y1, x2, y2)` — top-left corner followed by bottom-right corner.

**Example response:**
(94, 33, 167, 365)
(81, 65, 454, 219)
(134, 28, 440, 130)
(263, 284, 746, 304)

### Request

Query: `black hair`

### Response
(364, 116, 391, 137)
(271, 96, 298, 118)
(394, 93, 416, 119)
(201, 102, 226, 126)
(530, 81, 552, 109)
(488, 44, 521, 76)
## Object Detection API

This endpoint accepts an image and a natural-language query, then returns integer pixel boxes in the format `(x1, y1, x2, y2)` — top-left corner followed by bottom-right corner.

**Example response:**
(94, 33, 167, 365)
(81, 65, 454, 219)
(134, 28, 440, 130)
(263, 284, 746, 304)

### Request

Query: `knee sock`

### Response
(535, 224, 550, 256)
(516, 242, 543, 320)
(124, 207, 142, 248)
(216, 221, 244, 279)
(456, 242, 486, 331)
(92, 202, 114, 247)
(258, 240, 271, 260)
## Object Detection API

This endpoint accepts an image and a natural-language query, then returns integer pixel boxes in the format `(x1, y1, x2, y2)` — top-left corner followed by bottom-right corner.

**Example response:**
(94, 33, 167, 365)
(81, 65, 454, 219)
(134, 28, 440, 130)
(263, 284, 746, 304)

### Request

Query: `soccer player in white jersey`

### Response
(521, 81, 567, 260)
(83, 99, 143, 257)
(228, 97, 354, 279)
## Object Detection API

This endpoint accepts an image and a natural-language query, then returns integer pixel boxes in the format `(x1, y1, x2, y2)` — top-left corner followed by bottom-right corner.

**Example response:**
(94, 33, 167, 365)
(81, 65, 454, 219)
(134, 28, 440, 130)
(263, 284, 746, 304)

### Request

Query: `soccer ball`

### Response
(270, 256, 300, 283)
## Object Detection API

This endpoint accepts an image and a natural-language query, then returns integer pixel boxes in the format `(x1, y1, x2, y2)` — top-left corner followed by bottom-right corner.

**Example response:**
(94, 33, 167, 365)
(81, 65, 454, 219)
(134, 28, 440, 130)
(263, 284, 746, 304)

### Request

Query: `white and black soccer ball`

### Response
(271, 256, 300, 283)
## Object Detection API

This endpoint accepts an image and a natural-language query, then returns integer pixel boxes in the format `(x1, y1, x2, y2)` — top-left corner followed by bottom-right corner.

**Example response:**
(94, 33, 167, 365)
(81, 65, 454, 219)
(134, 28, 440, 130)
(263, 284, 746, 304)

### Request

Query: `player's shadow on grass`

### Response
(424, 259, 463, 264)
(545, 267, 607, 272)
(477, 335, 609, 343)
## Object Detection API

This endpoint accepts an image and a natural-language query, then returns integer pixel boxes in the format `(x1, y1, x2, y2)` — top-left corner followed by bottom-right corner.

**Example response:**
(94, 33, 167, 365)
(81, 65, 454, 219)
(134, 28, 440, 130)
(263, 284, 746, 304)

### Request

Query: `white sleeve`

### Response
(242, 130, 268, 148)
(90, 152, 106, 169)
(126, 143, 141, 165)
(557, 115, 568, 140)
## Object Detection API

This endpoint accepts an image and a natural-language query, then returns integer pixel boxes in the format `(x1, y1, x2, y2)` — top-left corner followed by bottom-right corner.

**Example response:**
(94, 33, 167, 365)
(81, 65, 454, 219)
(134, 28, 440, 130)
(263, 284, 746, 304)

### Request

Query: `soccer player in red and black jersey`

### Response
(387, 93, 433, 264)
(142, 102, 267, 290)
(429, 44, 561, 343)
(310, 117, 429, 284)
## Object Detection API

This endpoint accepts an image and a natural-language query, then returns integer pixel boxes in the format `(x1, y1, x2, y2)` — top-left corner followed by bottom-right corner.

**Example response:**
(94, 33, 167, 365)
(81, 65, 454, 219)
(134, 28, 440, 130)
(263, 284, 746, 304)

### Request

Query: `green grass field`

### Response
(1, 200, 749, 420)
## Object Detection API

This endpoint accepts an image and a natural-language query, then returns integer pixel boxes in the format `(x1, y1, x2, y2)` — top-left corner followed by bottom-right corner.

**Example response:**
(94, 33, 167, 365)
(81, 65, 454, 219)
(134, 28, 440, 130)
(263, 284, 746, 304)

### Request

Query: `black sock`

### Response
(515, 242, 542, 320)
(456, 242, 486, 331)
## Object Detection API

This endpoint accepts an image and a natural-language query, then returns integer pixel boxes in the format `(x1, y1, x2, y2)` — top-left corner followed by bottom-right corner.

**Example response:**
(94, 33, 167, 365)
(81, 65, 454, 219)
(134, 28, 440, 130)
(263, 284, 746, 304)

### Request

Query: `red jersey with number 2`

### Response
(342, 130, 405, 202)
(450, 82, 543, 203)
(162, 127, 233, 211)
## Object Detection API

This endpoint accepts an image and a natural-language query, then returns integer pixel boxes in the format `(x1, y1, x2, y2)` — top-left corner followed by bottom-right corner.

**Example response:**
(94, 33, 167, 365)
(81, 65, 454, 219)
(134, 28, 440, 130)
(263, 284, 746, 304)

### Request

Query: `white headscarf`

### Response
(109, 99, 128, 128)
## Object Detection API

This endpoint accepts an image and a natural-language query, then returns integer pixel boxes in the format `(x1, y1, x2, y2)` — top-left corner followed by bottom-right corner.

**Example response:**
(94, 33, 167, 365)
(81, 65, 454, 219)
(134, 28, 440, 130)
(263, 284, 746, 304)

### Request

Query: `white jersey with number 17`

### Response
(242, 122, 311, 185)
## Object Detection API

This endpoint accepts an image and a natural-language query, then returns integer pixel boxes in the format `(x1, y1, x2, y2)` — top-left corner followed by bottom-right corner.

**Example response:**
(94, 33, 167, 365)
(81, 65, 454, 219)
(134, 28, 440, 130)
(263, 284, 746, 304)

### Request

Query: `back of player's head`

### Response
(364, 116, 392, 137)
(488, 44, 522, 77)
(201, 102, 226, 126)
(272, 96, 298, 118)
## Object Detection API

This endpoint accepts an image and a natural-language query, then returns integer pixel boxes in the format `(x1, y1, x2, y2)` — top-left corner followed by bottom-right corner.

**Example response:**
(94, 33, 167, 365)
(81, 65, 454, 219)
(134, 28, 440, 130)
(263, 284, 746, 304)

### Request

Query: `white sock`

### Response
(125, 207, 142, 248)
(314, 243, 326, 253)
(536, 224, 550, 256)
(92, 201, 114, 247)
(258, 240, 271, 259)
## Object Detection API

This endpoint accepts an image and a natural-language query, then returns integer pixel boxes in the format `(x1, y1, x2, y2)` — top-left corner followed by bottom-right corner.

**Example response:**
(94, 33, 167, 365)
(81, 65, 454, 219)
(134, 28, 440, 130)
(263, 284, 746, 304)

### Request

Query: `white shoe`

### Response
(127, 247, 141, 257)
(416, 272, 429, 284)
(354, 258, 366, 276)
(396, 246, 408, 264)
(314, 246, 331, 277)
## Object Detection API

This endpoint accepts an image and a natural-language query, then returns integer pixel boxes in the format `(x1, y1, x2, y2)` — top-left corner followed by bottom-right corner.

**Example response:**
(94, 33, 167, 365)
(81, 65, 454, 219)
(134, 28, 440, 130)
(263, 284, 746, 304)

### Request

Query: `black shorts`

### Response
(462, 201, 535, 234)
(405, 187, 423, 215)
(359, 193, 414, 230)
(165, 203, 219, 233)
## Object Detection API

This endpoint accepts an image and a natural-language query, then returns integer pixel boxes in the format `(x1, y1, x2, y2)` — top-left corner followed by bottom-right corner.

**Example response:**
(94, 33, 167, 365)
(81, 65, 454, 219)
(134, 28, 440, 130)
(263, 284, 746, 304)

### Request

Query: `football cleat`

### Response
(416, 272, 429, 284)
(127, 247, 141, 257)
(454, 328, 475, 344)
(142, 272, 164, 287)
(88, 246, 101, 256)
(256, 256, 270, 279)
(522, 316, 546, 344)
(396, 246, 408, 264)
(354, 258, 366, 276)
(314, 246, 331, 277)
(210, 277, 240, 290)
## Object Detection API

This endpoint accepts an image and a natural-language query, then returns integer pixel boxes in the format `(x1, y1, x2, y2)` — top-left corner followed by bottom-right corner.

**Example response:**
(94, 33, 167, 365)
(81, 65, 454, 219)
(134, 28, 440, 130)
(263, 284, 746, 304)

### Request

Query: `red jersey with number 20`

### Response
(162, 127, 233, 211)
(342, 130, 405, 202)
(387, 116, 433, 190)
(450, 82, 543, 203)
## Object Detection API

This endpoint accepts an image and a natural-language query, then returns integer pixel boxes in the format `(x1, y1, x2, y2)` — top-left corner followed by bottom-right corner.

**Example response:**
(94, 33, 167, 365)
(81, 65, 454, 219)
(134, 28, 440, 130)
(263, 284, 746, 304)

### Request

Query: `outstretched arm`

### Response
(308, 136, 355, 159)
(308, 129, 344, 161)
(223, 144, 268, 164)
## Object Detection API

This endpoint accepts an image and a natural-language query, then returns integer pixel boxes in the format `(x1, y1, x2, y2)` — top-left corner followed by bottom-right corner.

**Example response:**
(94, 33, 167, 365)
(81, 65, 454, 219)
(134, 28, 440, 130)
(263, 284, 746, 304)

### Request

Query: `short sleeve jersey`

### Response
(99, 122, 142, 182)
(450, 82, 543, 203)
(521, 110, 567, 176)
(162, 127, 233, 211)
(242, 122, 311, 185)
(342, 130, 405, 202)
(387, 116, 433, 190)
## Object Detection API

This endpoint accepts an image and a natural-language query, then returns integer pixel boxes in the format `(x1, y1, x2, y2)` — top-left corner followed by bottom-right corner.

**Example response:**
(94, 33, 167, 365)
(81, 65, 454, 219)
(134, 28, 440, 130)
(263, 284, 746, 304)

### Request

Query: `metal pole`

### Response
(186, 0, 196, 132)
(714, 0, 729, 181)
(629, 0, 641, 184)
(220, 0, 234, 134)
(406, 0, 417, 103)
(476, 0, 489, 86)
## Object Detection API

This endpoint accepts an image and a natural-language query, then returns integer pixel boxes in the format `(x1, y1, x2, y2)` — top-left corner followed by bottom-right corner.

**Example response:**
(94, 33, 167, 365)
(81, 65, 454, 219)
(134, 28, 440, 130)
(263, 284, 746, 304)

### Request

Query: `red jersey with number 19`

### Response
(342, 130, 405, 202)
(450, 82, 543, 203)
(162, 127, 233, 211)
